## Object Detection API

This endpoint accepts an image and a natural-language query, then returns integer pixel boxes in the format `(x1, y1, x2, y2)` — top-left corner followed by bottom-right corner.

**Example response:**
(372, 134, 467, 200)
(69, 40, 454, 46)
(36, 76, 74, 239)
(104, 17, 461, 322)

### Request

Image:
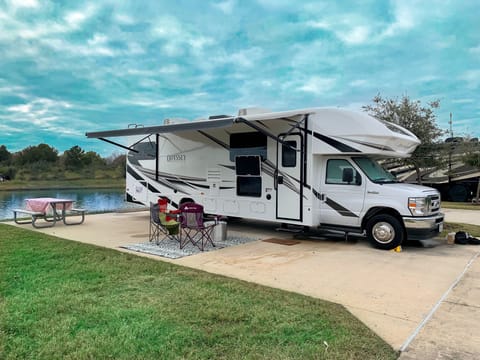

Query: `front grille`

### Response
(428, 194, 441, 214)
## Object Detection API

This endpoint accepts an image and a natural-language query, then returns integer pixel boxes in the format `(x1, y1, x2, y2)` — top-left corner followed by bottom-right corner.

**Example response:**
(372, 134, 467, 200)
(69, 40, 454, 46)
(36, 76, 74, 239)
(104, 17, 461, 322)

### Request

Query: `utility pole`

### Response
(449, 112, 453, 137)
(448, 113, 453, 185)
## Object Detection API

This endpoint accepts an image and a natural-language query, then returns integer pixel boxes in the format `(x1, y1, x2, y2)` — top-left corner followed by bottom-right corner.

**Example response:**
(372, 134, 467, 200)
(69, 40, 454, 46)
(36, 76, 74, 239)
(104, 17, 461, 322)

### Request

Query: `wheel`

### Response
(365, 214, 404, 250)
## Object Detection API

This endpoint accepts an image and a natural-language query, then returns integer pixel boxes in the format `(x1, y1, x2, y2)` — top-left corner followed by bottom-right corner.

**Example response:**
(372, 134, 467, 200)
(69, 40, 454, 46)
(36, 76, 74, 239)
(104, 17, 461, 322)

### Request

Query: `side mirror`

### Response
(342, 168, 354, 184)
(355, 172, 362, 185)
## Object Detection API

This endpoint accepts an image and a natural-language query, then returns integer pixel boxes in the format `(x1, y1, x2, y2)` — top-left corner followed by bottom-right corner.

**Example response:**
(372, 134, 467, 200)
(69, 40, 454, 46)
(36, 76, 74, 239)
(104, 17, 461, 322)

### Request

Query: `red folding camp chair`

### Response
(179, 202, 216, 251)
(149, 199, 180, 244)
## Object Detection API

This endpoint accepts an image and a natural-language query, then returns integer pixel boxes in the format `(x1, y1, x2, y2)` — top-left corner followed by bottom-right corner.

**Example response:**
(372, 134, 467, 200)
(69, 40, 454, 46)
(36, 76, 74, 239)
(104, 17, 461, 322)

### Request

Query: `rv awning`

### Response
(85, 110, 310, 152)
(85, 117, 235, 139)
(85, 108, 313, 139)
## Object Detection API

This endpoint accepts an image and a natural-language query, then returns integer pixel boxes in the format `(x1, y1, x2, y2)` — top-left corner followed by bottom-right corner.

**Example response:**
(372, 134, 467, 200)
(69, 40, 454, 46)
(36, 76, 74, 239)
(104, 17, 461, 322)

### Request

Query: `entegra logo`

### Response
(167, 154, 186, 161)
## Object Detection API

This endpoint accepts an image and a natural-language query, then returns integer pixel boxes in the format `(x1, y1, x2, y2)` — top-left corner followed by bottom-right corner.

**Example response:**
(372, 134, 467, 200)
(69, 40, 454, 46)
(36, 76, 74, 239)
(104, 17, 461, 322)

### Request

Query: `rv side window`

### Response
(282, 140, 297, 167)
(235, 156, 261, 175)
(230, 132, 267, 161)
(237, 176, 262, 197)
(326, 159, 361, 185)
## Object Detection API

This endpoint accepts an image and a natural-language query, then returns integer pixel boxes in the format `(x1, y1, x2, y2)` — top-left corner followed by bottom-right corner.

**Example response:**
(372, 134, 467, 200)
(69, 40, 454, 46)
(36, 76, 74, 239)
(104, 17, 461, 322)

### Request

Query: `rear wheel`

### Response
(365, 214, 404, 250)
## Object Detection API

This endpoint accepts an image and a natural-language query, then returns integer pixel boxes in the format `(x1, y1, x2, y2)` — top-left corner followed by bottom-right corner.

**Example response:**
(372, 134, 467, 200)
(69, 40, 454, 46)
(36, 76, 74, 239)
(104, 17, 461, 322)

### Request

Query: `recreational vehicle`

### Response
(86, 107, 444, 250)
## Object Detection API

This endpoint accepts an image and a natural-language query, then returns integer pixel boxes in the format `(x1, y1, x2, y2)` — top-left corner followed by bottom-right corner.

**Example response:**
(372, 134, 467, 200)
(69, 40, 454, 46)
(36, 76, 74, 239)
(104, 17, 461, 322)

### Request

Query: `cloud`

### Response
(115, 13, 135, 24)
(44, 37, 116, 56)
(380, 1, 416, 38)
(350, 79, 369, 88)
(6, 97, 73, 131)
(0, 123, 24, 134)
(0, 0, 478, 155)
(117, 98, 173, 109)
(303, 1, 446, 46)
(212, 0, 236, 14)
(306, 19, 371, 45)
(460, 70, 480, 89)
(8, 4, 98, 41)
(297, 76, 337, 95)
(212, 47, 264, 69)
(152, 16, 215, 57)
(256, 0, 295, 9)
(0, 84, 29, 98)
(469, 44, 480, 55)
(6, 0, 39, 10)
(451, 98, 474, 104)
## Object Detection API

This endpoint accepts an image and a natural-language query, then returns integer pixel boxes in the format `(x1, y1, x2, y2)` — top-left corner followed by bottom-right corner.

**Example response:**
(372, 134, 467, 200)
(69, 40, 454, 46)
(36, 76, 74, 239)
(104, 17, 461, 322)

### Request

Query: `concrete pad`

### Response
(6, 210, 480, 353)
(175, 236, 478, 349)
(399, 258, 480, 359)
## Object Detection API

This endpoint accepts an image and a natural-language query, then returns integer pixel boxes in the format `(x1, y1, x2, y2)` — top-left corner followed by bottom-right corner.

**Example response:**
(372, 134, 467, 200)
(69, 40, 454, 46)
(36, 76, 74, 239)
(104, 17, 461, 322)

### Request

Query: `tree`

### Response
(363, 94, 445, 184)
(0, 145, 12, 164)
(108, 154, 126, 177)
(83, 151, 106, 168)
(63, 145, 86, 170)
(15, 144, 58, 165)
(463, 143, 480, 203)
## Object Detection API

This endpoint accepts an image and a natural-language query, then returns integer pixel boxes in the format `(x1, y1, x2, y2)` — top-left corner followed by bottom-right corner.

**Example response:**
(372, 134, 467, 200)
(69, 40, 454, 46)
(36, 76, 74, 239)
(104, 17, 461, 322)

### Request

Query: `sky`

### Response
(1, 0, 479, 156)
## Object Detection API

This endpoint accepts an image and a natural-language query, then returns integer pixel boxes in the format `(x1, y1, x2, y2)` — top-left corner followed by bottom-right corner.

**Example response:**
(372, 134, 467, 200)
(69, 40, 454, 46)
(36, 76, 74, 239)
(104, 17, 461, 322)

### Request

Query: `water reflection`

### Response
(0, 188, 143, 220)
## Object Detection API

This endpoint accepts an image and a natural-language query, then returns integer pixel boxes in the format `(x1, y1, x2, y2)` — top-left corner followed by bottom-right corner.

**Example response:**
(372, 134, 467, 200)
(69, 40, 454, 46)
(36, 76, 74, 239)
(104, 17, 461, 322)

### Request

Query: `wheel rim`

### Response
(372, 222, 395, 244)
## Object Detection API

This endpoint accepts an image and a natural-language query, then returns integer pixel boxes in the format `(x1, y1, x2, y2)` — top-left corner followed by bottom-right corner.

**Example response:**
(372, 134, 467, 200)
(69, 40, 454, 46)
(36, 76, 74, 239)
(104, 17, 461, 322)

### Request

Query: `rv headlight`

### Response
(408, 197, 429, 216)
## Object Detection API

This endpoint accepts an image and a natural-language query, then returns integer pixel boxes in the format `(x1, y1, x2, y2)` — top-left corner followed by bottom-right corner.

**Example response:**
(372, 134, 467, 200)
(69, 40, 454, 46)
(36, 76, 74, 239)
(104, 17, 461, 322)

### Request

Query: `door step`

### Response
(275, 223, 306, 233)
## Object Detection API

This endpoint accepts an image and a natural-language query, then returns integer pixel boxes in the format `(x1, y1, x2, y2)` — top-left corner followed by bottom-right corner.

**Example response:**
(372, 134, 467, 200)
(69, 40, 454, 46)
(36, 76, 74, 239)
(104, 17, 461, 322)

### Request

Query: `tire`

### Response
(365, 214, 404, 250)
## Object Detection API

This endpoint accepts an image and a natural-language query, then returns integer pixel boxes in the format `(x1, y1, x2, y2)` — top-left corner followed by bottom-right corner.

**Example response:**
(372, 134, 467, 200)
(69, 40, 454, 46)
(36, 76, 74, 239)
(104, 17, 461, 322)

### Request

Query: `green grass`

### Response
(440, 202, 480, 237)
(442, 201, 480, 210)
(441, 222, 480, 238)
(0, 225, 397, 360)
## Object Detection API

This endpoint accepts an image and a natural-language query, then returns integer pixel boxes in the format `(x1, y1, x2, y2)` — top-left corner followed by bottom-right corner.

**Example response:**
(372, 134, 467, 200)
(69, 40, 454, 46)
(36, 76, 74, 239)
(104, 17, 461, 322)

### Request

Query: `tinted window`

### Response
(353, 157, 397, 183)
(236, 156, 261, 175)
(230, 132, 267, 161)
(282, 140, 297, 167)
(326, 159, 361, 185)
(237, 176, 262, 197)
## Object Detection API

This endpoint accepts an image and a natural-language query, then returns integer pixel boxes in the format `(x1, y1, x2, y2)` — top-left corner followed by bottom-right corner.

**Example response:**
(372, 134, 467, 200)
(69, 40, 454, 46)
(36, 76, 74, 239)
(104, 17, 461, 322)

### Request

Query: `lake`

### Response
(0, 188, 144, 220)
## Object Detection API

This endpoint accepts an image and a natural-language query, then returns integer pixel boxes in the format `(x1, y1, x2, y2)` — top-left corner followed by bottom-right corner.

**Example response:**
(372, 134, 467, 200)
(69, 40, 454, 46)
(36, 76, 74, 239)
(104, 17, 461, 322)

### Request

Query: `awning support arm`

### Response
(235, 117, 299, 151)
(130, 134, 153, 148)
(283, 114, 308, 138)
(99, 138, 139, 153)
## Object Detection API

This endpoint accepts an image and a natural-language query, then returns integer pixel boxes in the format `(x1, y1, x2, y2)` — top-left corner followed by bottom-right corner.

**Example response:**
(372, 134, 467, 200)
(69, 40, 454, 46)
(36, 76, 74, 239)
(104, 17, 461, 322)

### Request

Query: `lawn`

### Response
(441, 222, 480, 238)
(0, 224, 397, 360)
(441, 201, 480, 237)
(442, 201, 480, 211)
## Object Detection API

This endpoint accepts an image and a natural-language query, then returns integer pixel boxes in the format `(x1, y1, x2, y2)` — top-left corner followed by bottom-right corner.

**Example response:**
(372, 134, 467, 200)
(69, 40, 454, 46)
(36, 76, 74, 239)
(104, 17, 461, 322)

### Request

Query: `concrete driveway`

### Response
(6, 209, 480, 357)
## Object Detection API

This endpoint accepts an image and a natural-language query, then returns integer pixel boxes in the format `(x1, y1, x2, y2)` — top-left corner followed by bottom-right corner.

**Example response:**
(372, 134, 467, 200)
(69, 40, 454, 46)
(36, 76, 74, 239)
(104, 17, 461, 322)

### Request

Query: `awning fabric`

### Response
(86, 118, 235, 138)
(85, 108, 311, 139)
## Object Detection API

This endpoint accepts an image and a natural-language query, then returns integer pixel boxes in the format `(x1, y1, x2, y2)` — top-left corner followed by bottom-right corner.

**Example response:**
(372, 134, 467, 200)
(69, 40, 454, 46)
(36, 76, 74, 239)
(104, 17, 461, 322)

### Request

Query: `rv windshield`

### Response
(353, 157, 398, 184)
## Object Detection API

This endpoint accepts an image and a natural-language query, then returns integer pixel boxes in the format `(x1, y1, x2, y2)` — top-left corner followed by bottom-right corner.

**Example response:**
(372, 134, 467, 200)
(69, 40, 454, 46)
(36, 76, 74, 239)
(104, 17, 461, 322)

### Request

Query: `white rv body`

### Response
(86, 107, 444, 249)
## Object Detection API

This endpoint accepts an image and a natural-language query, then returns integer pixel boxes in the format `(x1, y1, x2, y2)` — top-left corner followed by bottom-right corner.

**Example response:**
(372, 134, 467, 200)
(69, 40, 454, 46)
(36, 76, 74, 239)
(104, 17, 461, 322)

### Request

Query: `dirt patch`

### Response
(262, 238, 301, 246)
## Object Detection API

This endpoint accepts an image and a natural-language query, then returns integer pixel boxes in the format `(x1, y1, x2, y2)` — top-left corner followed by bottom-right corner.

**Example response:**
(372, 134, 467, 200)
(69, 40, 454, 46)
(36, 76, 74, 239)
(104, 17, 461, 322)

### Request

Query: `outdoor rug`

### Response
(120, 231, 257, 259)
(262, 238, 301, 246)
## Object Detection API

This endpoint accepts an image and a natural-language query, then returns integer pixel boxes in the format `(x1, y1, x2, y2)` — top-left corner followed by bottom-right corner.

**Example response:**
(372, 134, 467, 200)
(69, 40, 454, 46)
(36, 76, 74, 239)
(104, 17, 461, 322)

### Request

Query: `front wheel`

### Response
(365, 214, 404, 250)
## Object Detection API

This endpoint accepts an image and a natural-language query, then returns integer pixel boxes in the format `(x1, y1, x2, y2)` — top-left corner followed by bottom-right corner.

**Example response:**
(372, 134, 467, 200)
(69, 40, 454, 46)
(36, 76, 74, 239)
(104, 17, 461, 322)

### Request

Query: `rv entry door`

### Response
(276, 134, 303, 221)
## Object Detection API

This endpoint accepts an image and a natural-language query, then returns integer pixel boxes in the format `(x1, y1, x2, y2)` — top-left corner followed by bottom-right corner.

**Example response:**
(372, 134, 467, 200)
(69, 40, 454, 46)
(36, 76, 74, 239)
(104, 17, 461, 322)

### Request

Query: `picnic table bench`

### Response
(13, 198, 86, 228)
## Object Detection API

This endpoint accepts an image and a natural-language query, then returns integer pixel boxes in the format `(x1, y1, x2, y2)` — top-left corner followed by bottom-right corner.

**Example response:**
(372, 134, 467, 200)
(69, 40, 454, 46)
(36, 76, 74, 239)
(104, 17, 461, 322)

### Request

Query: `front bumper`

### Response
(402, 213, 444, 240)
